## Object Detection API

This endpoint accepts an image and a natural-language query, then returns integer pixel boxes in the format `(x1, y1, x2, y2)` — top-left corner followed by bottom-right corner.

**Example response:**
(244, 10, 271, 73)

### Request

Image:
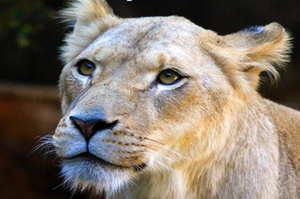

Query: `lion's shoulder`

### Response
(265, 99, 300, 172)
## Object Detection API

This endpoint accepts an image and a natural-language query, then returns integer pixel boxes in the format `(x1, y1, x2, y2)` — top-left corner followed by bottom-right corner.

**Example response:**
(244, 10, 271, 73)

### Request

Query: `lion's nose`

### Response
(70, 116, 117, 142)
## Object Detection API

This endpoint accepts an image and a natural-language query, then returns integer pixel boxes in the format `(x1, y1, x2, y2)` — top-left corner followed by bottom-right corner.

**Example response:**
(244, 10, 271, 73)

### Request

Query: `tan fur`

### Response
(51, 0, 300, 198)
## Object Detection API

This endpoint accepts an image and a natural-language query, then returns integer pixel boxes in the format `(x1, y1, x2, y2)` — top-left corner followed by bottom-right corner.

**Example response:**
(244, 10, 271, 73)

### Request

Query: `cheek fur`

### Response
(154, 83, 200, 120)
(61, 72, 87, 107)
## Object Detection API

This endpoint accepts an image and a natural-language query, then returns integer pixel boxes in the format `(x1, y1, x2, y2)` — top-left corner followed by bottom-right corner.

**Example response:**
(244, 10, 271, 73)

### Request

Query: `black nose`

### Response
(70, 116, 117, 142)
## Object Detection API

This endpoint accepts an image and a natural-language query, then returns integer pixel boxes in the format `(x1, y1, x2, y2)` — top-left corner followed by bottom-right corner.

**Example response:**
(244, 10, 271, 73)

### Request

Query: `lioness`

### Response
(50, 0, 300, 198)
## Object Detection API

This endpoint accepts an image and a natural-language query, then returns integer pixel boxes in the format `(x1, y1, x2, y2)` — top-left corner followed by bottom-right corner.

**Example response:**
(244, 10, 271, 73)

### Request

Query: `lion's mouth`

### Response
(66, 152, 147, 171)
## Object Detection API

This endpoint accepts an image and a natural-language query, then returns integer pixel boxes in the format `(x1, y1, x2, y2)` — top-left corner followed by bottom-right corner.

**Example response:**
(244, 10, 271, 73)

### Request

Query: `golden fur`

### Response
(50, 0, 300, 198)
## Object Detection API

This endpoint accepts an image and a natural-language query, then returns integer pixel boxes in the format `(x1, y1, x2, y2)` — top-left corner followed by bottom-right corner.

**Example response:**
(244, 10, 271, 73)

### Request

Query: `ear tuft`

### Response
(60, 0, 121, 64)
(60, 0, 113, 24)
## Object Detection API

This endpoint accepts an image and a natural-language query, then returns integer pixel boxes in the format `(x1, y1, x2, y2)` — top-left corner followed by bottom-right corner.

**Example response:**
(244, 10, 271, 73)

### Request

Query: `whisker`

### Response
(144, 138, 164, 146)
(30, 134, 56, 159)
(145, 140, 191, 161)
(143, 146, 158, 152)
(52, 182, 64, 191)
(162, 145, 192, 160)
(51, 155, 60, 165)
(30, 134, 53, 154)
(141, 149, 174, 162)
(140, 152, 177, 174)
(131, 160, 143, 171)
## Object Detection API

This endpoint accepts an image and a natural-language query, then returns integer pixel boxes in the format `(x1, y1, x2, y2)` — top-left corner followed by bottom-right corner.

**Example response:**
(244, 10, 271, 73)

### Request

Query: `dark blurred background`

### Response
(0, 0, 299, 198)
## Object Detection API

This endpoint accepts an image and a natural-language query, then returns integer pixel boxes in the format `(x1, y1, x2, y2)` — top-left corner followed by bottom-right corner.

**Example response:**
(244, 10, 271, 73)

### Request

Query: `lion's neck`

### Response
(114, 161, 216, 199)
(129, 171, 186, 199)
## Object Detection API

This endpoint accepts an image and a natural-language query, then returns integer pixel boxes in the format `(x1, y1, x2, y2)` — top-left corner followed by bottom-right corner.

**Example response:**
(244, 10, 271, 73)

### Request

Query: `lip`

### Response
(66, 152, 147, 171)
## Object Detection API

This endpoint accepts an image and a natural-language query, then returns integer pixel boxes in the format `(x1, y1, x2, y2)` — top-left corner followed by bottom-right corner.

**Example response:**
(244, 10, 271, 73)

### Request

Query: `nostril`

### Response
(93, 120, 118, 132)
(70, 116, 118, 142)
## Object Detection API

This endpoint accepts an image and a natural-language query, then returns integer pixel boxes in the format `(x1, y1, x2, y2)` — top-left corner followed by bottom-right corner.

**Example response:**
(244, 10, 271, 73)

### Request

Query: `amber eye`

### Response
(76, 60, 96, 76)
(158, 69, 181, 85)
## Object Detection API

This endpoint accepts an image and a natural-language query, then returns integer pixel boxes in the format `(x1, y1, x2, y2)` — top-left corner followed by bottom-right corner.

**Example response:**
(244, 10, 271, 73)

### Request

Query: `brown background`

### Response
(0, 0, 299, 198)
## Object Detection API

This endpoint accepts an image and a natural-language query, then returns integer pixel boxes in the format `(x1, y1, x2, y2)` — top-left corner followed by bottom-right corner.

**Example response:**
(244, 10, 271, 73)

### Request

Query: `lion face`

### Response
(54, 16, 232, 193)
(53, 1, 290, 196)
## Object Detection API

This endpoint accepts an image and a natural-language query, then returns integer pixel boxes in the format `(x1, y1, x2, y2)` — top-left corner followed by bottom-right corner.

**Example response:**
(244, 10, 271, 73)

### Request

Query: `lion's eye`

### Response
(76, 60, 96, 76)
(158, 69, 181, 85)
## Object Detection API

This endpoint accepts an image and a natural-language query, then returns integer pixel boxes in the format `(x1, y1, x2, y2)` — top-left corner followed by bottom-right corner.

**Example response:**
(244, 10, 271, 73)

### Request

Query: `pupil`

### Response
(86, 64, 92, 69)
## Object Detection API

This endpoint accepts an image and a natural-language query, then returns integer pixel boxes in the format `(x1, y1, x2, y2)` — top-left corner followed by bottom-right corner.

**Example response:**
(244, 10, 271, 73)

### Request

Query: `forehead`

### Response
(80, 16, 204, 67)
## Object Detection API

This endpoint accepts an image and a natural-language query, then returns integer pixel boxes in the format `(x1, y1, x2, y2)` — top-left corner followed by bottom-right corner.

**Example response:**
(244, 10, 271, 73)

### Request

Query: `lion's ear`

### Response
(60, 0, 120, 63)
(205, 23, 291, 92)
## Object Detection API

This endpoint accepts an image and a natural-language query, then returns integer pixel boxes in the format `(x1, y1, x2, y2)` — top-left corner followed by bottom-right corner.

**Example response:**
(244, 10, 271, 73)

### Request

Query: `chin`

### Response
(60, 158, 137, 196)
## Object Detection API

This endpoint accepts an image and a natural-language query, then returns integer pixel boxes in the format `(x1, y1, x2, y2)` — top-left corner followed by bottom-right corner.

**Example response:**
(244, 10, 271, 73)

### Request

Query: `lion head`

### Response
(51, 0, 290, 197)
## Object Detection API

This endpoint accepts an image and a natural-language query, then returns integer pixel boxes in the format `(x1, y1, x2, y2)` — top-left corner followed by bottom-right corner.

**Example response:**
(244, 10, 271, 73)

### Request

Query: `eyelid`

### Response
(158, 67, 188, 78)
(73, 56, 95, 67)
